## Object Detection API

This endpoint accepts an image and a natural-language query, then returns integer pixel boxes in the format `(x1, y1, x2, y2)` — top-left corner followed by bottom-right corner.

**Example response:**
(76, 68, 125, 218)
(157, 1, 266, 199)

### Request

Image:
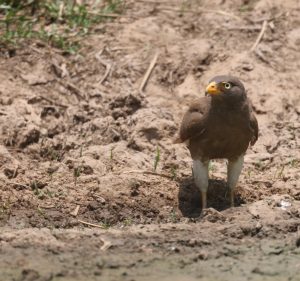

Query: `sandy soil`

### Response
(0, 0, 300, 280)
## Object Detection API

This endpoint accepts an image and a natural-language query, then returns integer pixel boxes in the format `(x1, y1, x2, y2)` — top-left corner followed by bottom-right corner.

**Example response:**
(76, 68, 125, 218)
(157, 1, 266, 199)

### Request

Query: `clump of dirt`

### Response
(0, 0, 300, 280)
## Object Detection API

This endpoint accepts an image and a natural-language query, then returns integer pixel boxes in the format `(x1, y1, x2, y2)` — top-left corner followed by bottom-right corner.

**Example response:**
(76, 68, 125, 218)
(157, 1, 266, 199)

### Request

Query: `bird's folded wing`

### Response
(249, 106, 258, 146)
(179, 101, 207, 142)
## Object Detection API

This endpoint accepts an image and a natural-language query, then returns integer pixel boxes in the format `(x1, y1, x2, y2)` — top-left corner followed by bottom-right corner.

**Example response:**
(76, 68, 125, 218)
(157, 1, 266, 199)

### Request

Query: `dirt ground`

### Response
(1, 0, 300, 280)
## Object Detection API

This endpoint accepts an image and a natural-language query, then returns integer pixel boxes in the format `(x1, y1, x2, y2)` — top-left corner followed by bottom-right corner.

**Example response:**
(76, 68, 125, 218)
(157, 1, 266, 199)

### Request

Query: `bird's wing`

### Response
(178, 99, 207, 143)
(249, 102, 258, 146)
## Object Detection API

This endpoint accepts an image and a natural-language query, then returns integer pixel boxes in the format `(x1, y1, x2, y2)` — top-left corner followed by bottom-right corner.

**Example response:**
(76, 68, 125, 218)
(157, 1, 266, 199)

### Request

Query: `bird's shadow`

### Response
(177, 176, 245, 217)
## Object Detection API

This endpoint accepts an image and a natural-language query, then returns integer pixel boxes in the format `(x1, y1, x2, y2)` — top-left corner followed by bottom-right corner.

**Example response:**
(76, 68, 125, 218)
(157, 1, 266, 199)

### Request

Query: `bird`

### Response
(177, 75, 258, 209)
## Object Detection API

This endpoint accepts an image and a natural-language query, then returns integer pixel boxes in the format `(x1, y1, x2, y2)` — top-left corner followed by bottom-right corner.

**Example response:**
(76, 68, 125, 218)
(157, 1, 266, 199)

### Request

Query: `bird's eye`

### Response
(224, 82, 231, 89)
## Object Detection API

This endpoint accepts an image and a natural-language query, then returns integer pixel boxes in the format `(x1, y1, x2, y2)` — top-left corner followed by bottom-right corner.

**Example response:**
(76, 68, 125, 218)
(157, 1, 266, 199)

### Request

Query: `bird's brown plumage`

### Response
(177, 75, 258, 208)
(179, 75, 258, 161)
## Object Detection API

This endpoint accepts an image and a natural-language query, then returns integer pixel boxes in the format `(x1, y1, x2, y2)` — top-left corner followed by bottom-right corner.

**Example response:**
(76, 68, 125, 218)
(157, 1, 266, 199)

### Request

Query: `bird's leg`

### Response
(193, 160, 209, 209)
(227, 155, 244, 207)
(201, 191, 207, 209)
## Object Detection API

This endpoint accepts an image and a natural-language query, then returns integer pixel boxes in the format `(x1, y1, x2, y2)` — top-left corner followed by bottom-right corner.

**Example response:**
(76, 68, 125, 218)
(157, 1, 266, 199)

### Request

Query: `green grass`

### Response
(0, 0, 124, 53)
(73, 164, 82, 186)
(122, 217, 133, 226)
(153, 146, 160, 171)
(170, 208, 178, 223)
(170, 166, 177, 180)
(99, 219, 111, 229)
(110, 146, 114, 160)
(0, 201, 11, 219)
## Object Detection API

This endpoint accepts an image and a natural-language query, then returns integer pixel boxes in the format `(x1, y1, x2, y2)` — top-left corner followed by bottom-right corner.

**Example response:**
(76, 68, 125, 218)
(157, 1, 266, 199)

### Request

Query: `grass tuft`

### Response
(153, 146, 160, 171)
(73, 164, 82, 186)
(0, 0, 124, 53)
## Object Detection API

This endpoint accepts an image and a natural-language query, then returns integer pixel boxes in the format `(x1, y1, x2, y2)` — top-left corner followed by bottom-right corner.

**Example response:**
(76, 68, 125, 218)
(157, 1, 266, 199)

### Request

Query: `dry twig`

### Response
(121, 170, 173, 179)
(38, 95, 68, 108)
(139, 52, 159, 95)
(58, 2, 65, 20)
(64, 80, 86, 100)
(254, 48, 270, 64)
(251, 20, 268, 52)
(38, 204, 56, 209)
(95, 50, 113, 85)
(225, 25, 261, 31)
(6, 181, 30, 189)
(78, 219, 106, 229)
(249, 12, 284, 23)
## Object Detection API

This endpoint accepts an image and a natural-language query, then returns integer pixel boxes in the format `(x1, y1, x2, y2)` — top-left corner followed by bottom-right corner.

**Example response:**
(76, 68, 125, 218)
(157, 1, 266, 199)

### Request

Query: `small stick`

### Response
(12, 166, 18, 178)
(38, 95, 68, 108)
(226, 26, 261, 31)
(78, 219, 106, 229)
(95, 51, 112, 85)
(58, 2, 65, 20)
(29, 46, 44, 54)
(249, 12, 284, 23)
(6, 181, 30, 189)
(139, 52, 159, 95)
(203, 9, 241, 21)
(121, 170, 173, 179)
(0, 110, 7, 115)
(254, 48, 270, 64)
(66, 81, 85, 99)
(38, 204, 56, 209)
(251, 20, 268, 52)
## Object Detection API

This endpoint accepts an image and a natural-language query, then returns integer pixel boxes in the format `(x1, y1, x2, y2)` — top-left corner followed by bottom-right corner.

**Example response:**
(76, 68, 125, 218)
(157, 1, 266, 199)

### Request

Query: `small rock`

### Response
(170, 246, 180, 253)
(279, 199, 292, 210)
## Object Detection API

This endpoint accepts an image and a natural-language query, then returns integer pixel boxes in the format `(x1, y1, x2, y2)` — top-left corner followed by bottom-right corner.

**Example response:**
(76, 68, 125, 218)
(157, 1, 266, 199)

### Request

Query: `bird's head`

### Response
(205, 75, 246, 101)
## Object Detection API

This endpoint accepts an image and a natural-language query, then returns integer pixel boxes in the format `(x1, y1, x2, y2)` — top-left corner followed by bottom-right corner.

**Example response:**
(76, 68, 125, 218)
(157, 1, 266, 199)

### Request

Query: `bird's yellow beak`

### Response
(206, 81, 221, 95)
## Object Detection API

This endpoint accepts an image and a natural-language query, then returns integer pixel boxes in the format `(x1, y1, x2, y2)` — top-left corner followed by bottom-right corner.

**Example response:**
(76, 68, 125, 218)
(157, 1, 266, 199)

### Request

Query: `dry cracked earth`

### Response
(0, 0, 300, 280)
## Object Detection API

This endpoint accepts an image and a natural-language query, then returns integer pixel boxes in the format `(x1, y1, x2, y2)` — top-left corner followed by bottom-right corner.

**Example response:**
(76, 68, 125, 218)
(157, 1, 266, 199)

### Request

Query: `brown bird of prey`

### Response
(178, 75, 258, 209)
